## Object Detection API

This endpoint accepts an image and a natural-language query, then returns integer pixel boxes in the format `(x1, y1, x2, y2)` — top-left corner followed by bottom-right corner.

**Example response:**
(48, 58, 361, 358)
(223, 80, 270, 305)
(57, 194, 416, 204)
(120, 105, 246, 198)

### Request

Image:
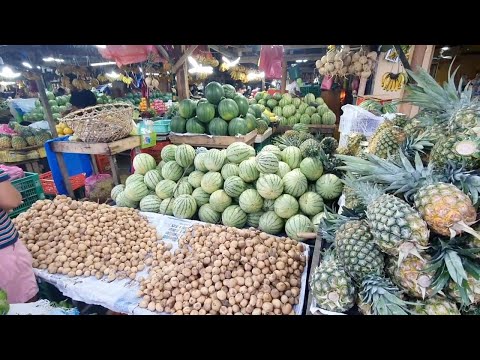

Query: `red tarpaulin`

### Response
(258, 45, 284, 79)
(97, 45, 165, 66)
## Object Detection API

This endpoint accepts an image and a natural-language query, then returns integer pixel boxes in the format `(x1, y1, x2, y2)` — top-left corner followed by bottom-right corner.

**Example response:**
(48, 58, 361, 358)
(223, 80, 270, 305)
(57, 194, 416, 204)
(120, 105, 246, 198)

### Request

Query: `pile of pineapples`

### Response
(0, 121, 52, 150)
(310, 64, 480, 315)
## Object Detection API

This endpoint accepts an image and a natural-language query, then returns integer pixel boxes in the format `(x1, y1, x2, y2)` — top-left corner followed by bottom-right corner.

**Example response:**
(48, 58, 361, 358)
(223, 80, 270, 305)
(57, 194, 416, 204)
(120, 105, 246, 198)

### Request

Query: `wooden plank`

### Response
(255, 127, 273, 143)
(208, 45, 238, 59)
(50, 136, 141, 155)
(172, 45, 199, 74)
(109, 156, 120, 185)
(155, 45, 170, 61)
(169, 130, 257, 149)
(306, 235, 324, 315)
(90, 154, 99, 174)
(175, 45, 190, 100)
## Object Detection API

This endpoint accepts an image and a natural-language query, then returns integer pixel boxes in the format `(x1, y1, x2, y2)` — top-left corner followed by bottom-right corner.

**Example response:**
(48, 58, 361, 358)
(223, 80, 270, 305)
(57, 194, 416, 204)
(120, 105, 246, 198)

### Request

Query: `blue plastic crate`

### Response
(153, 119, 171, 134)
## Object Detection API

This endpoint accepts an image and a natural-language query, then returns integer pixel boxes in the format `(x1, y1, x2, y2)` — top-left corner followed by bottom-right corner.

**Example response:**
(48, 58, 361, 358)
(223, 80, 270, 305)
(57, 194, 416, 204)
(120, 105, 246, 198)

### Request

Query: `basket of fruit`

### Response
(61, 102, 134, 143)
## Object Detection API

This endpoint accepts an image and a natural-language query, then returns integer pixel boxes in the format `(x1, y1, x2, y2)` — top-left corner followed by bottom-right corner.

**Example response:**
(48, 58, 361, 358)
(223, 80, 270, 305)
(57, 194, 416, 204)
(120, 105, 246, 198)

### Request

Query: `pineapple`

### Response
(346, 132, 366, 156)
(367, 125, 406, 159)
(298, 132, 314, 142)
(0, 135, 12, 149)
(309, 251, 356, 313)
(335, 220, 385, 282)
(273, 130, 303, 149)
(11, 136, 27, 149)
(386, 255, 434, 299)
(413, 296, 461, 315)
(343, 186, 363, 211)
(299, 138, 322, 158)
(403, 119, 423, 137)
(430, 133, 480, 170)
(447, 275, 480, 306)
(392, 114, 409, 128)
(25, 135, 36, 146)
(336, 146, 349, 155)
(319, 136, 338, 155)
(34, 130, 52, 146)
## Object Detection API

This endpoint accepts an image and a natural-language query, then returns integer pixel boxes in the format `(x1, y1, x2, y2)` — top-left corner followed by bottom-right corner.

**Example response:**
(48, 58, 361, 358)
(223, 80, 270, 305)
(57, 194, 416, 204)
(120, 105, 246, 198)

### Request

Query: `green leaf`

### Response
(445, 250, 468, 285)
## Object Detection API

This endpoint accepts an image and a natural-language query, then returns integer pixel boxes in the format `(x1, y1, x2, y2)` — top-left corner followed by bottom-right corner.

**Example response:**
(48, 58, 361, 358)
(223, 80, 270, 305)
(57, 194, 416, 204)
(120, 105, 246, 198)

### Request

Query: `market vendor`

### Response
(286, 78, 301, 96)
(0, 169, 39, 303)
(69, 89, 97, 111)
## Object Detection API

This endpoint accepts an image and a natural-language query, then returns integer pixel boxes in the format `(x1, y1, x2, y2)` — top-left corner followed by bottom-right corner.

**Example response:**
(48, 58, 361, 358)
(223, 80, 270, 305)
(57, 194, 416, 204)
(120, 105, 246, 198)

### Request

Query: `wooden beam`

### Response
(175, 45, 190, 100)
(172, 45, 198, 74)
(284, 45, 327, 50)
(155, 45, 170, 61)
(208, 45, 238, 59)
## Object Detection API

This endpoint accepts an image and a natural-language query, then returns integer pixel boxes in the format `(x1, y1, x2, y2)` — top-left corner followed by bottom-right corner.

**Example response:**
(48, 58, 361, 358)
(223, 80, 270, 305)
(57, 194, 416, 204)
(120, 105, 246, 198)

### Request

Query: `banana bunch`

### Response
(381, 72, 407, 92)
(119, 74, 133, 85)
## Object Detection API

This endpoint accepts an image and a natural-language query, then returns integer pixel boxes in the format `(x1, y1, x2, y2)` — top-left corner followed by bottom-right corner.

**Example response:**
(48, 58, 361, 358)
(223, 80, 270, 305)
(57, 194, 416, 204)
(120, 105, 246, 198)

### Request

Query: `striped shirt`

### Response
(0, 169, 19, 249)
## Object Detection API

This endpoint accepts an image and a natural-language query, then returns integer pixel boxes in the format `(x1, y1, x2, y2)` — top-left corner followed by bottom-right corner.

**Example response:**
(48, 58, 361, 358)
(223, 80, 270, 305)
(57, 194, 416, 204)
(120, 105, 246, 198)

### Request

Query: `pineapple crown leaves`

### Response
(443, 161, 480, 207)
(318, 205, 362, 243)
(341, 172, 386, 206)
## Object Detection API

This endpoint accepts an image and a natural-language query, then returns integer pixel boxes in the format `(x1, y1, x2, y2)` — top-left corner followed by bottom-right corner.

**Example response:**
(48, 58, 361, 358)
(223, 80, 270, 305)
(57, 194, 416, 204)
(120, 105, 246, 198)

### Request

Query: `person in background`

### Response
(69, 89, 97, 111)
(55, 87, 66, 97)
(0, 169, 39, 303)
(189, 84, 199, 97)
(236, 84, 246, 95)
(286, 78, 301, 96)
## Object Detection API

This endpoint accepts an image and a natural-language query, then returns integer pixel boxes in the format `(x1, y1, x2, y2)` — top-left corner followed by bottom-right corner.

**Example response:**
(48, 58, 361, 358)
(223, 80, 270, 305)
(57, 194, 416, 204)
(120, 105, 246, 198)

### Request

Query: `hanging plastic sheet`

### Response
(97, 45, 165, 66)
(258, 45, 284, 79)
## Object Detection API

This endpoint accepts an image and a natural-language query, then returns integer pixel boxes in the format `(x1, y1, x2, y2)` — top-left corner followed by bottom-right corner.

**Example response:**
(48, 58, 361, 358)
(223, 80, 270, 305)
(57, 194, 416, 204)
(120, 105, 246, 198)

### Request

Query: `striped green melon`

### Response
(173, 181, 193, 197)
(156, 160, 166, 172)
(260, 145, 282, 160)
(300, 114, 311, 124)
(161, 144, 177, 162)
(310, 113, 322, 125)
(194, 152, 208, 172)
(317, 104, 329, 116)
(133, 153, 156, 175)
(226, 142, 252, 164)
(223, 176, 246, 198)
(201, 171, 224, 194)
(256, 174, 284, 200)
(298, 102, 308, 114)
(305, 106, 317, 116)
(115, 191, 139, 208)
(175, 144, 196, 168)
(299, 157, 324, 181)
(238, 158, 260, 183)
(276, 161, 291, 178)
(159, 198, 174, 215)
(139, 194, 162, 213)
(221, 163, 239, 180)
(273, 106, 283, 116)
(204, 149, 226, 172)
(239, 189, 263, 214)
(299, 192, 324, 216)
(281, 146, 302, 169)
(111, 184, 125, 201)
(247, 211, 264, 228)
(124, 181, 149, 202)
(161, 161, 184, 181)
(248, 147, 256, 157)
(311, 212, 326, 230)
(262, 198, 275, 212)
(315, 97, 325, 106)
(292, 97, 302, 108)
(285, 214, 313, 240)
(192, 187, 211, 207)
(172, 194, 197, 219)
(255, 152, 279, 174)
(144, 169, 163, 190)
(222, 205, 247, 228)
(155, 179, 177, 199)
(315, 174, 343, 200)
(209, 189, 232, 212)
(188, 171, 204, 188)
(198, 204, 221, 224)
(125, 173, 144, 186)
(283, 170, 308, 198)
(322, 110, 336, 125)
(259, 211, 285, 235)
(274, 194, 299, 219)
(304, 93, 315, 104)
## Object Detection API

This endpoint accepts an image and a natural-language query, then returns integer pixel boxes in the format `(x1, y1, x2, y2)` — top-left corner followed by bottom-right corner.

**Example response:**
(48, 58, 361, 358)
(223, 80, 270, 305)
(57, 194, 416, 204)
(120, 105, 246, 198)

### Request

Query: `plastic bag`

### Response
(258, 45, 284, 79)
(97, 45, 162, 66)
(85, 174, 113, 202)
(321, 75, 334, 90)
(0, 164, 24, 180)
(338, 104, 385, 147)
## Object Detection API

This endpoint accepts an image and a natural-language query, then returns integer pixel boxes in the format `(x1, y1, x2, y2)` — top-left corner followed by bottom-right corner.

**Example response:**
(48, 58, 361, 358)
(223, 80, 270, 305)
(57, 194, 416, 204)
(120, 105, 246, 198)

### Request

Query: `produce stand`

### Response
(275, 125, 336, 136)
(168, 130, 257, 149)
(0, 144, 47, 173)
(33, 212, 311, 315)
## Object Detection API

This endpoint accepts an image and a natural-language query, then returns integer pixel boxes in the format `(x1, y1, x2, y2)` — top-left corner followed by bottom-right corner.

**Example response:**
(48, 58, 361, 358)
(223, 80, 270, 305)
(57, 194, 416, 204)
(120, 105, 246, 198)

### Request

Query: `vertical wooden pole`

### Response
(175, 45, 190, 100)
(281, 57, 287, 93)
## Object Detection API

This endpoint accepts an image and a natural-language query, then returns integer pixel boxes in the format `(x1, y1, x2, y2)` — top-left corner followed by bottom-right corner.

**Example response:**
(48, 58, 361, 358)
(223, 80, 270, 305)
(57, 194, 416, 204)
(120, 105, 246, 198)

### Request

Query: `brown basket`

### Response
(61, 102, 134, 143)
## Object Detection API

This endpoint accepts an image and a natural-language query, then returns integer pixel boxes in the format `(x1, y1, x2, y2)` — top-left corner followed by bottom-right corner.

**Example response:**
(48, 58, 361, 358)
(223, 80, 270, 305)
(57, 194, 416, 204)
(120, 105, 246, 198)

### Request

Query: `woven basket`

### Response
(61, 102, 134, 143)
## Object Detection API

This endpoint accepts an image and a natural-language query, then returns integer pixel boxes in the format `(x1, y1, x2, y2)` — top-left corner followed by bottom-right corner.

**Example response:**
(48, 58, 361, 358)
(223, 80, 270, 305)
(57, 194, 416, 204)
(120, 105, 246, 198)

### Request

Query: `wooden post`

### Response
(261, 78, 265, 91)
(281, 56, 287, 93)
(175, 45, 190, 100)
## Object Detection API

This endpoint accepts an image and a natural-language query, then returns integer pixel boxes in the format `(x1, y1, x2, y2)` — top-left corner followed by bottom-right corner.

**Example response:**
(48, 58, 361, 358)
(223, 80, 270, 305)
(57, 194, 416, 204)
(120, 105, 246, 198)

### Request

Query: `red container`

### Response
(40, 171, 86, 195)
(95, 155, 111, 174)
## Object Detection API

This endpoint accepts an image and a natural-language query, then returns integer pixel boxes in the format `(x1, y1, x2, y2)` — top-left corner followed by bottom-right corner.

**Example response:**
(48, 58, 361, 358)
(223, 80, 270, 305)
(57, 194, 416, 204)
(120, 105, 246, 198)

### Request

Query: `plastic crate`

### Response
(153, 119, 171, 135)
(300, 85, 321, 97)
(9, 172, 45, 218)
(39, 171, 86, 195)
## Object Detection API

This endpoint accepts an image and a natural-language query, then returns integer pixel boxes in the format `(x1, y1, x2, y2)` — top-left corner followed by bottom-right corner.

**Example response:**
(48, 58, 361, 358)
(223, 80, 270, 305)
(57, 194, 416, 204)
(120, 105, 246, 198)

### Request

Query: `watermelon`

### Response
(133, 153, 156, 175)
(161, 144, 177, 162)
(255, 152, 279, 174)
(282, 93, 293, 102)
(159, 198, 174, 215)
(222, 205, 247, 228)
(266, 99, 278, 109)
(172, 194, 197, 219)
(274, 194, 299, 219)
(208, 117, 228, 136)
(255, 92, 264, 102)
(315, 174, 343, 200)
(247, 211, 264, 228)
(285, 214, 314, 240)
(304, 93, 316, 104)
(201, 171, 224, 194)
(234, 95, 249, 116)
(239, 189, 263, 214)
(144, 169, 163, 190)
(192, 187, 211, 207)
(196, 101, 215, 123)
(322, 111, 336, 125)
(310, 113, 322, 125)
(282, 104, 296, 117)
(194, 152, 208, 172)
(111, 184, 125, 201)
(226, 142, 252, 164)
(315, 97, 325, 105)
(222, 84, 236, 99)
(250, 104, 262, 118)
(209, 189, 232, 212)
(244, 113, 257, 133)
(262, 198, 275, 212)
(311, 212, 326, 229)
(221, 163, 239, 180)
(155, 179, 177, 199)
(292, 98, 302, 108)
(161, 161, 184, 181)
(204, 81, 225, 105)
(186, 117, 206, 134)
(283, 170, 308, 198)
(299, 114, 311, 124)
(317, 104, 329, 116)
(273, 106, 283, 116)
(204, 149, 226, 172)
(172, 180, 193, 197)
(179, 99, 196, 118)
(139, 195, 162, 213)
(48, 99, 57, 107)
(278, 116, 288, 125)
(218, 99, 239, 121)
(223, 176, 246, 198)
(188, 170, 204, 188)
(273, 92, 282, 101)
(281, 146, 302, 169)
(124, 181, 149, 202)
(115, 191, 139, 208)
(228, 117, 248, 136)
(259, 211, 284, 235)
(298, 102, 308, 114)
(300, 157, 324, 181)
(125, 173, 144, 186)
(305, 106, 317, 116)
(299, 192, 324, 216)
(238, 158, 260, 183)
(258, 99, 266, 106)
(293, 123, 308, 133)
(255, 174, 284, 200)
(198, 204, 221, 224)
(276, 161, 291, 178)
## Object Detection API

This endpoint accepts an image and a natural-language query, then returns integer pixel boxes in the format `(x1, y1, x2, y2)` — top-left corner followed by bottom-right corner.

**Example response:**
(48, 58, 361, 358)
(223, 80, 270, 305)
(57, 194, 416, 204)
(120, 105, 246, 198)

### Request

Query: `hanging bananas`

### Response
(381, 72, 407, 92)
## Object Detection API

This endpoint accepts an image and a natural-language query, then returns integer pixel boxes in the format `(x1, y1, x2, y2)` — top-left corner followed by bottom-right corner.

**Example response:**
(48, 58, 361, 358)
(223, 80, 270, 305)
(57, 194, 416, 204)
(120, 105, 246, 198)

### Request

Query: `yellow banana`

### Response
(383, 76, 391, 90)
(382, 72, 390, 82)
